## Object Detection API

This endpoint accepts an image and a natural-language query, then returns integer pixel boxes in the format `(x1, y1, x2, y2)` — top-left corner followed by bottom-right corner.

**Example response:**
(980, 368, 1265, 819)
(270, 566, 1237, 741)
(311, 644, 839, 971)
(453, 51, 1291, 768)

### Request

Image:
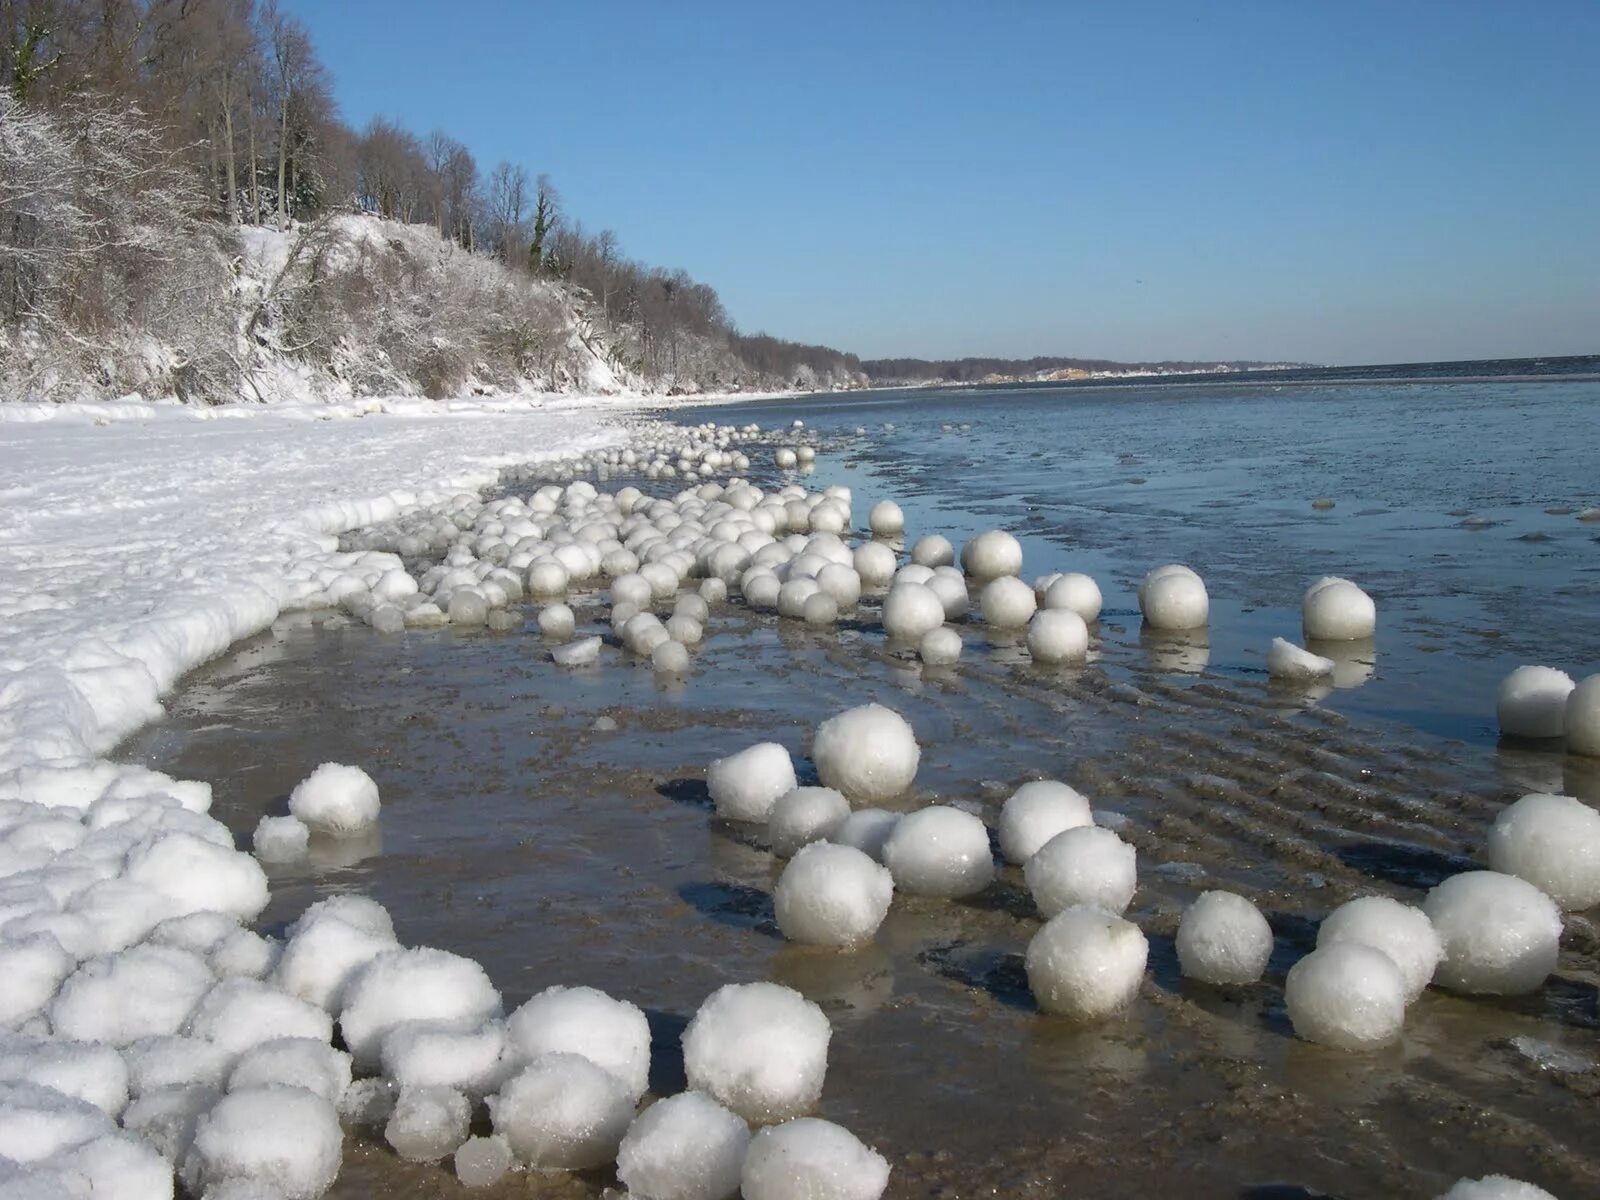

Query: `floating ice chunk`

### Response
(228, 1038, 351, 1106)
(505, 985, 651, 1102)
(1424, 871, 1562, 995)
(918, 626, 962, 665)
(881, 806, 994, 899)
(960, 530, 1023, 582)
(1026, 905, 1147, 1019)
(617, 1090, 750, 1200)
(0, 1080, 114, 1162)
(774, 843, 894, 949)
(998, 780, 1093, 866)
(252, 816, 309, 862)
(182, 1084, 342, 1200)
(1302, 576, 1376, 641)
(1496, 666, 1574, 739)
(126, 832, 269, 920)
(829, 809, 902, 863)
(287, 764, 380, 835)
(706, 743, 797, 823)
(454, 1134, 513, 1188)
(338, 947, 502, 1070)
(552, 635, 601, 666)
(385, 1085, 470, 1164)
(186, 979, 333, 1058)
(489, 1052, 633, 1169)
(881, 583, 945, 642)
(1437, 1177, 1558, 1200)
(1285, 943, 1406, 1049)
(742, 1117, 889, 1200)
(1041, 573, 1103, 622)
(1139, 565, 1208, 630)
(1027, 608, 1088, 662)
(0, 936, 73, 1029)
(1025, 825, 1137, 917)
(1176, 891, 1273, 985)
(122, 1036, 231, 1097)
(1267, 637, 1335, 680)
(812, 704, 919, 804)
(380, 1021, 510, 1099)
(769, 788, 851, 858)
(1565, 674, 1600, 757)
(682, 982, 830, 1124)
(1316, 895, 1441, 1003)
(50, 945, 214, 1046)
(1488, 792, 1600, 910)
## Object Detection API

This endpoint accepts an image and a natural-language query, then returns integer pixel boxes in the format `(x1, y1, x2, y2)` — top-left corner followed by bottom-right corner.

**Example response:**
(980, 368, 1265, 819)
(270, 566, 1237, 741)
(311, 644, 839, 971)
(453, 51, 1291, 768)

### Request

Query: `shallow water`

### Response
(118, 378, 1600, 1199)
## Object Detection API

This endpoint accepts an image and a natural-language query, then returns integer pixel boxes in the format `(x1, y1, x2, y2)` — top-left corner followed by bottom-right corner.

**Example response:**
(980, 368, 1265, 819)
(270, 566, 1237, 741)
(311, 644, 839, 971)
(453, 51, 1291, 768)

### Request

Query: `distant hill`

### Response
(860, 355, 1313, 385)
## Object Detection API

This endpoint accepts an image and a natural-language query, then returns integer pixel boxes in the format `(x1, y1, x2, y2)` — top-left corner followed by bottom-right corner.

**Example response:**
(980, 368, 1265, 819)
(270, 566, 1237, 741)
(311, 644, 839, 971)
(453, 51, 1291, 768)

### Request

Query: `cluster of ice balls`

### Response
(1497, 665, 1600, 757)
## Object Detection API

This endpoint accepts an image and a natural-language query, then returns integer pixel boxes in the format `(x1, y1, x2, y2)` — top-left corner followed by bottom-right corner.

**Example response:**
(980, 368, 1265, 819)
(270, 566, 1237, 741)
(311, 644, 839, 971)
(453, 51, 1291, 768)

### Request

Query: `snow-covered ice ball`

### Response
(228, 1037, 350, 1105)
(0, 1034, 130, 1116)
(526, 559, 569, 599)
(454, 1134, 514, 1188)
(386, 1084, 471, 1164)
(706, 742, 797, 823)
(1284, 943, 1407, 1050)
(830, 809, 902, 862)
(54, 1129, 171, 1199)
(49, 944, 215, 1046)
(1302, 576, 1376, 641)
(338, 947, 502, 1069)
(979, 576, 1036, 628)
(769, 787, 852, 858)
(616, 1091, 751, 1200)
(1042, 573, 1102, 622)
(121, 1036, 230, 1097)
(1437, 1177, 1559, 1200)
(909, 534, 954, 568)
(742, 1117, 890, 1200)
(1176, 891, 1273, 985)
(125, 831, 269, 919)
(1025, 825, 1137, 917)
(1027, 609, 1089, 663)
(1487, 792, 1600, 911)
(666, 614, 704, 645)
(0, 936, 73, 1030)
(1424, 871, 1562, 994)
(654, 640, 691, 674)
(998, 780, 1092, 866)
(815, 563, 861, 610)
(489, 1053, 633, 1169)
(918, 626, 962, 665)
(881, 806, 994, 898)
(699, 577, 728, 604)
(881, 582, 945, 642)
(852, 542, 897, 588)
(187, 979, 332, 1057)
(1267, 637, 1335, 681)
(182, 1084, 342, 1199)
(867, 501, 904, 536)
(613, 573, 654, 608)
(0, 1079, 114, 1162)
(122, 1081, 219, 1162)
(1316, 895, 1441, 1003)
(1567, 674, 1600, 757)
(682, 982, 831, 1124)
(1025, 905, 1148, 1019)
(1139, 565, 1208, 630)
(1496, 666, 1574, 739)
(538, 604, 577, 639)
(273, 903, 397, 1013)
(380, 1021, 508, 1098)
(960, 530, 1023, 582)
(252, 815, 309, 861)
(287, 763, 380, 835)
(775, 448, 798, 470)
(812, 703, 920, 803)
(775, 843, 895, 949)
(505, 985, 651, 1102)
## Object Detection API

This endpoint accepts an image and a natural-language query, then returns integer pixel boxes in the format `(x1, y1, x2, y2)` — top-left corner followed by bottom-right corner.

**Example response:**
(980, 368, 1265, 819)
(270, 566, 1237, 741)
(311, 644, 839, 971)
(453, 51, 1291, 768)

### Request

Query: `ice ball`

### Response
(1487, 792, 1600, 910)
(50, 944, 215, 1046)
(1496, 665, 1574, 739)
(1024, 825, 1137, 916)
(1027, 609, 1088, 662)
(1042, 572, 1102, 621)
(769, 787, 852, 858)
(1025, 905, 1147, 1018)
(229, 1037, 351, 1105)
(881, 582, 945, 642)
(1317, 895, 1441, 1003)
(998, 780, 1093, 866)
(616, 1090, 751, 1200)
(918, 626, 962, 665)
(830, 809, 902, 862)
(812, 703, 920, 803)
(454, 1134, 514, 1188)
(1139, 565, 1208, 630)
(1424, 870, 1563, 994)
(1302, 576, 1376, 641)
(980, 576, 1036, 627)
(505, 984, 651, 1101)
(385, 1084, 471, 1164)
(181, 1084, 342, 1200)
(881, 806, 994, 898)
(538, 604, 577, 639)
(960, 530, 1023, 581)
(681, 982, 830, 1123)
(1284, 943, 1407, 1049)
(489, 1052, 633, 1169)
(287, 763, 380, 834)
(1437, 1177, 1558, 1200)
(706, 742, 797, 823)
(338, 947, 502, 1069)
(867, 501, 904, 536)
(909, 535, 954, 568)
(742, 1117, 890, 1200)
(774, 843, 895, 948)
(852, 543, 897, 588)
(252, 815, 309, 861)
(1176, 891, 1273, 985)
(1567, 674, 1600, 757)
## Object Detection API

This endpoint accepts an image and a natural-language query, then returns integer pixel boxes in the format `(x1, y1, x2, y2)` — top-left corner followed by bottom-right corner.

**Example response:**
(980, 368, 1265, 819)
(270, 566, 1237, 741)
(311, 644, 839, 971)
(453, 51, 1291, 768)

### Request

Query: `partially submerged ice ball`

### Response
(1302, 576, 1377, 641)
(918, 626, 962, 666)
(1316, 895, 1441, 1003)
(1024, 825, 1137, 917)
(1496, 665, 1574, 739)
(1423, 870, 1563, 995)
(980, 576, 1036, 628)
(1027, 609, 1089, 663)
(1041, 572, 1102, 622)
(769, 787, 852, 858)
(998, 780, 1093, 866)
(1285, 943, 1407, 1050)
(489, 1052, 633, 1169)
(774, 842, 895, 948)
(742, 1118, 890, 1200)
(706, 742, 798, 822)
(868, 501, 905, 536)
(1138, 564, 1208, 630)
(288, 763, 380, 834)
(1486, 792, 1600, 911)
(681, 982, 831, 1124)
(881, 805, 994, 898)
(812, 703, 920, 803)
(181, 1084, 343, 1200)
(960, 529, 1024, 582)
(1025, 905, 1148, 1019)
(616, 1091, 751, 1200)
(1437, 1177, 1559, 1200)
(505, 984, 652, 1102)
(881, 582, 945, 642)
(1567, 674, 1600, 757)
(1176, 891, 1273, 985)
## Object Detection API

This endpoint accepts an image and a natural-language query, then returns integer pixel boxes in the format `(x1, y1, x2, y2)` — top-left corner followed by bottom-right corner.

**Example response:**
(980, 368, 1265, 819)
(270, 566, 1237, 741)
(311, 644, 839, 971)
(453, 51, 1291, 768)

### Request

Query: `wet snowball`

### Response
(979, 576, 1036, 627)
(1139, 565, 1208, 630)
(1176, 891, 1273, 985)
(918, 626, 962, 665)
(490, 1052, 633, 1169)
(1042, 572, 1102, 622)
(812, 703, 920, 803)
(852, 542, 897, 588)
(454, 1135, 514, 1188)
(1284, 943, 1407, 1050)
(1302, 576, 1376, 640)
(1424, 871, 1563, 994)
(742, 1118, 890, 1200)
(881, 806, 994, 898)
(182, 1084, 342, 1200)
(998, 780, 1093, 866)
(1437, 1177, 1558, 1200)
(769, 787, 852, 858)
(1025, 825, 1137, 916)
(1317, 895, 1442, 1003)
(706, 742, 797, 822)
(1267, 637, 1335, 681)
(682, 982, 831, 1123)
(252, 815, 309, 861)
(385, 1084, 471, 1164)
(1496, 666, 1574, 739)
(338, 947, 502, 1069)
(960, 530, 1023, 582)
(505, 984, 651, 1101)
(653, 640, 691, 674)
(616, 1091, 751, 1200)
(881, 583, 945, 642)
(1027, 609, 1088, 662)
(867, 501, 904, 536)
(1487, 792, 1600, 911)
(830, 809, 902, 862)
(287, 763, 380, 834)
(774, 843, 895, 948)
(908, 534, 954, 568)
(1025, 905, 1148, 1019)
(537, 604, 576, 639)
(1567, 674, 1600, 757)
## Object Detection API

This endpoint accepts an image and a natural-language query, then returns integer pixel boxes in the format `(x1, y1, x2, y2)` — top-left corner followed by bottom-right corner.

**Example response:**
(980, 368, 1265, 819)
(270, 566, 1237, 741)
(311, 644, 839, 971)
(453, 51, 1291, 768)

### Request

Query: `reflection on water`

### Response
(1140, 626, 1211, 674)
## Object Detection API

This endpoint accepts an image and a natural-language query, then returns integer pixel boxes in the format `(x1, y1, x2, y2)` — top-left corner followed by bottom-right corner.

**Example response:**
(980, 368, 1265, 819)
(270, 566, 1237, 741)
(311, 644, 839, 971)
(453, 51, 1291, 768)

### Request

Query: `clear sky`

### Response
(283, 0, 1598, 366)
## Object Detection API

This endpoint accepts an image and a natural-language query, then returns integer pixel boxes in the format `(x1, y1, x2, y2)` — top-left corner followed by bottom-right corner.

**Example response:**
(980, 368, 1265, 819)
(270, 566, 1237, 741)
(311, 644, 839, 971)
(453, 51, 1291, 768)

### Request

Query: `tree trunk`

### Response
(247, 92, 260, 224)
(221, 88, 239, 224)
(276, 101, 289, 228)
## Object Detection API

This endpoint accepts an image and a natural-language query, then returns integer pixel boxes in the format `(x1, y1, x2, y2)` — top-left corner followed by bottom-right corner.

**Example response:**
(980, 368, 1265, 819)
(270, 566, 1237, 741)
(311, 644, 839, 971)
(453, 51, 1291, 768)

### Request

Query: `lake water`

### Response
(121, 369, 1600, 1199)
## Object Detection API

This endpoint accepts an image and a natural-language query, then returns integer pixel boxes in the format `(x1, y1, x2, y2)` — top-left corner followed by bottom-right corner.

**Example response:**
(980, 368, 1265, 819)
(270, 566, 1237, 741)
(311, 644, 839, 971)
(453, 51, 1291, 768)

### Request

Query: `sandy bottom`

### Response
(120, 583, 1600, 1199)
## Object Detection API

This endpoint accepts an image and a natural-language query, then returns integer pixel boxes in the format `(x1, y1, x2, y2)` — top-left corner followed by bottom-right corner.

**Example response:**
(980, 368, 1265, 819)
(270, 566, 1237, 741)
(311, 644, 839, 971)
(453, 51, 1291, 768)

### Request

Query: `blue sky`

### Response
(284, 0, 1598, 365)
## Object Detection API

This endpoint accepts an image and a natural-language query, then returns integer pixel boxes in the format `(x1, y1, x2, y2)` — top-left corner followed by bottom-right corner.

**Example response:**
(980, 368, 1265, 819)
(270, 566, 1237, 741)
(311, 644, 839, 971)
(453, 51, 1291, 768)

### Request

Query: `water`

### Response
(118, 368, 1600, 1199)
